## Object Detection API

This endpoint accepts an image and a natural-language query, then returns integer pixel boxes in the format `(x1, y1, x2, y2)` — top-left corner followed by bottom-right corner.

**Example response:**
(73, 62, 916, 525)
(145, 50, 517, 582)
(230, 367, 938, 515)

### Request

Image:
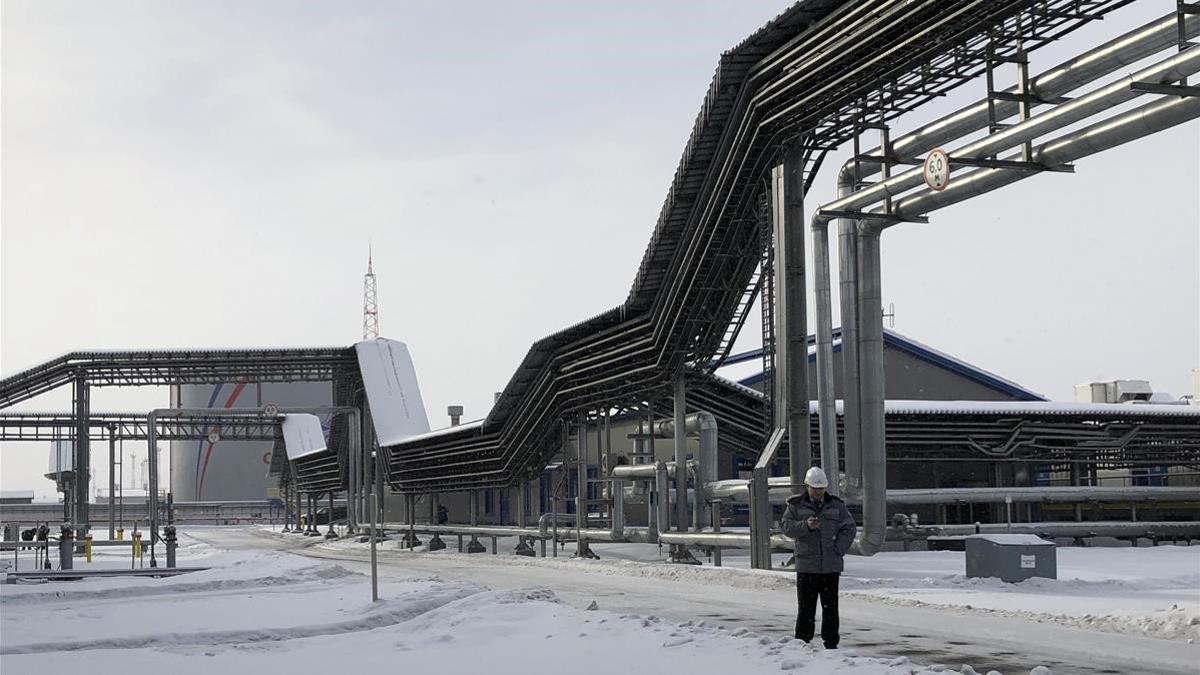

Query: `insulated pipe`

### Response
(538, 512, 575, 537)
(672, 377, 687, 532)
(837, 215, 863, 500)
(611, 477, 625, 540)
(852, 226, 886, 557)
(107, 425, 116, 540)
(348, 413, 357, 533)
(655, 460, 670, 537)
(612, 460, 694, 480)
(576, 417, 587, 543)
(921, 521, 1200, 539)
(811, 172, 850, 493)
(659, 531, 794, 551)
(851, 12, 1200, 181)
(630, 411, 717, 512)
(703, 481, 1200, 505)
(890, 93, 1200, 221)
(783, 144, 812, 486)
(822, 48, 1200, 216)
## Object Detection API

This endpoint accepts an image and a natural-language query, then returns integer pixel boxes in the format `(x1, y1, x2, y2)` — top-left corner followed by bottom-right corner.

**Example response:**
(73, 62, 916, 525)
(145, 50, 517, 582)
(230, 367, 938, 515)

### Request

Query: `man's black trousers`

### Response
(795, 572, 840, 648)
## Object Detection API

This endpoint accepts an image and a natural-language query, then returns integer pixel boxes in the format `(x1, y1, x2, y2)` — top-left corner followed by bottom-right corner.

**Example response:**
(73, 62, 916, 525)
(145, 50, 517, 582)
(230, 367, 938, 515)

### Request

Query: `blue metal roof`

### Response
(726, 329, 1046, 401)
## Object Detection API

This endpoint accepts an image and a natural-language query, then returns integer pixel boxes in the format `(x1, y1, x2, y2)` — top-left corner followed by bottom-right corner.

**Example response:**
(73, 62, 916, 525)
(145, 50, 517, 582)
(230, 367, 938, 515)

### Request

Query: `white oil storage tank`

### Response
(169, 381, 332, 501)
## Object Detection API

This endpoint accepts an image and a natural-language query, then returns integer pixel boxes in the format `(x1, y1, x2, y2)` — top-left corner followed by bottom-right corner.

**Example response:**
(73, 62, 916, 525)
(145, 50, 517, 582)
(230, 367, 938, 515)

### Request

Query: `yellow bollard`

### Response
(132, 533, 142, 566)
(116, 527, 124, 541)
(85, 535, 93, 563)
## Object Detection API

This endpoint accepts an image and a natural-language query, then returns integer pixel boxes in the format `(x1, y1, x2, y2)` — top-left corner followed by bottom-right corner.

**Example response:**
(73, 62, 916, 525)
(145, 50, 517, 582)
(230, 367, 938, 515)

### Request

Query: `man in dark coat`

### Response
(780, 466, 857, 648)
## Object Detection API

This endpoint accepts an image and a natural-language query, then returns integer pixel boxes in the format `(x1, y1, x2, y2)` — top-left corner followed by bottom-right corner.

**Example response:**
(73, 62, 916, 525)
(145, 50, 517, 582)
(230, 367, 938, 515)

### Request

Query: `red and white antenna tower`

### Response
(362, 245, 379, 340)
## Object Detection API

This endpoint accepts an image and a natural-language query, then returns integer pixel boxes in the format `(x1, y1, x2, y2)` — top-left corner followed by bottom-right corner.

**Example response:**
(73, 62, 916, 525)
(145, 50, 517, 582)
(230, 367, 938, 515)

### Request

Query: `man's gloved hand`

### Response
(806, 516, 819, 531)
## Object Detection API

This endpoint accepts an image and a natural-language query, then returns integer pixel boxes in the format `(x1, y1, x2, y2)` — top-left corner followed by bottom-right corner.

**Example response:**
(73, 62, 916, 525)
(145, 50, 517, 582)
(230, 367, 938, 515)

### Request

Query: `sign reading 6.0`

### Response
(923, 149, 951, 192)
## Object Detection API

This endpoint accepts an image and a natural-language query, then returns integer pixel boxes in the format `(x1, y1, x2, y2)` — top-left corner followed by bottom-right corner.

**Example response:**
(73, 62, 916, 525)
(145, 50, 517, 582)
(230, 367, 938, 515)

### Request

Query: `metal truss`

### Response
(0, 412, 280, 442)
(0, 347, 360, 409)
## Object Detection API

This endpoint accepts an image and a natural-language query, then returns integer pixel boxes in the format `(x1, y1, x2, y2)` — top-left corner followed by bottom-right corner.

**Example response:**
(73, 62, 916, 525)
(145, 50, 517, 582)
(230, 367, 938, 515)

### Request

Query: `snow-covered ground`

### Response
(2, 527, 1197, 675)
(304, 528, 1200, 643)
(3, 529, 963, 675)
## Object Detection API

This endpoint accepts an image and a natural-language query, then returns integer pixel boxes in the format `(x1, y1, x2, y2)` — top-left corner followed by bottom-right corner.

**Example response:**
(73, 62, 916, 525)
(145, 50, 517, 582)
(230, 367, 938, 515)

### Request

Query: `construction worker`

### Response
(780, 466, 856, 649)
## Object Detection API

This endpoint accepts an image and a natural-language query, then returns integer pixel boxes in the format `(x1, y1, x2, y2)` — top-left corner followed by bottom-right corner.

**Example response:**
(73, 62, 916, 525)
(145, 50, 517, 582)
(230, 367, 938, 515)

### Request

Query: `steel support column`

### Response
(673, 377, 687, 532)
(72, 371, 90, 531)
(783, 144, 812, 486)
(107, 424, 117, 539)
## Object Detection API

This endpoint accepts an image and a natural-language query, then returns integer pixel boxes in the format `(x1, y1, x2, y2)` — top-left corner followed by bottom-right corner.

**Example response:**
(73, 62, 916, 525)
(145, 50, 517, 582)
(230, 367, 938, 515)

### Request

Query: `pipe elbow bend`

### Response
(848, 531, 886, 557)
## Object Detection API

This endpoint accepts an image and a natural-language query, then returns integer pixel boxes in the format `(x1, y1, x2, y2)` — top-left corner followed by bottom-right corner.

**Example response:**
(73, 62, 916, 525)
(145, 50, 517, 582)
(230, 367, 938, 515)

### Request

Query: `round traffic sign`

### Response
(263, 404, 279, 417)
(207, 431, 220, 445)
(923, 149, 951, 191)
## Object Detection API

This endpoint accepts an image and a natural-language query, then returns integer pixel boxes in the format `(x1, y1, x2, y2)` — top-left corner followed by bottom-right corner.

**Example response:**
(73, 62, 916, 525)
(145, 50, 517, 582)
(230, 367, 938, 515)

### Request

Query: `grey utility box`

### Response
(965, 534, 1056, 583)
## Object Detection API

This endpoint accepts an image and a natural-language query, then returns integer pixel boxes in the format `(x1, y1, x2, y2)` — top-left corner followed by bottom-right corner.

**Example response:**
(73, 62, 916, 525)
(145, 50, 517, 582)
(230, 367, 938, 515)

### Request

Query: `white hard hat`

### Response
(804, 467, 829, 488)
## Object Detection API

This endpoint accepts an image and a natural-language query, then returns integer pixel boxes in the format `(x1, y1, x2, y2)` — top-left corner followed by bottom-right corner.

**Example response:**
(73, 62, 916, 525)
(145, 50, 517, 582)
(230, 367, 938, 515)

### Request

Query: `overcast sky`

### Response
(2, 1, 1198, 497)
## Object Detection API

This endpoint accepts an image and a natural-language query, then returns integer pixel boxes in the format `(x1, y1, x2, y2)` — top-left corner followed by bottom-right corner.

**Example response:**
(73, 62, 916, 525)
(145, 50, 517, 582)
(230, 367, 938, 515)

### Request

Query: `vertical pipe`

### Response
(611, 477, 625, 539)
(812, 221, 839, 488)
(74, 372, 90, 532)
(330, 492, 337, 538)
(374, 444, 385, 529)
(673, 377, 688, 532)
(783, 144, 812, 488)
(348, 410, 358, 533)
(854, 227, 887, 555)
(517, 483, 526, 528)
(295, 481, 303, 532)
(750, 466, 771, 570)
(576, 415, 587, 540)
(369, 492, 379, 602)
(839, 217, 863, 499)
(698, 413, 718, 528)
(655, 461, 670, 537)
(711, 499, 722, 567)
(147, 411, 158, 564)
(771, 167, 787, 432)
(108, 425, 116, 540)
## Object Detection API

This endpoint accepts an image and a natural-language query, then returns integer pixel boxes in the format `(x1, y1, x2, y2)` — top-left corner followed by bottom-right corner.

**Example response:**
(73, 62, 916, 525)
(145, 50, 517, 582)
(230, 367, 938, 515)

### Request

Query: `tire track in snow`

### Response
(1, 585, 481, 654)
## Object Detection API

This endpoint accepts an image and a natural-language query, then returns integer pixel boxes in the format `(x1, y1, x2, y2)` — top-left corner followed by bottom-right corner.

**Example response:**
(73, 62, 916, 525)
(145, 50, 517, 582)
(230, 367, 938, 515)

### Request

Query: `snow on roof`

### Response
(0, 490, 35, 500)
(878, 400, 1200, 417)
(392, 419, 486, 445)
(281, 414, 328, 461)
(967, 534, 1054, 546)
(355, 339, 431, 445)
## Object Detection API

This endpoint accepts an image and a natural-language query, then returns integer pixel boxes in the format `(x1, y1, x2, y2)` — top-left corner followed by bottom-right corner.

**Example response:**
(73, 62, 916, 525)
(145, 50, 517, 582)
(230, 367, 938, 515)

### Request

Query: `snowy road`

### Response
(214, 527, 1199, 675)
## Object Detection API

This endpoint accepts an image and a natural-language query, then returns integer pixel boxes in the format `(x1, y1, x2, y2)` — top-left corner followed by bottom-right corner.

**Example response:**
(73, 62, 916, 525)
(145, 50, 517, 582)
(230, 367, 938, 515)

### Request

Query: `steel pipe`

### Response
(928, 521, 1200, 538)
(705, 480, 1200, 505)
(673, 377, 687, 532)
(811, 218, 838, 488)
(851, 12, 1200, 181)
(892, 93, 1200, 220)
(823, 48, 1200, 216)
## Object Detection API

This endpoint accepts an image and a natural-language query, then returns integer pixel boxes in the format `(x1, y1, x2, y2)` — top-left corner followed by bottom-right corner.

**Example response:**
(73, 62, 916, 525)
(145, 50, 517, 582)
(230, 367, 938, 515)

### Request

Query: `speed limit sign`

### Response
(263, 403, 279, 417)
(923, 149, 951, 191)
